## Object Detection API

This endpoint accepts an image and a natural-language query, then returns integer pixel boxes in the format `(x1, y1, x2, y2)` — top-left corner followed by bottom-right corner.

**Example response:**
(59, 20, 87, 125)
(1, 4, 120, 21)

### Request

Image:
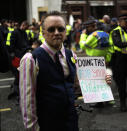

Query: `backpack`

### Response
(96, 31, 109, 48)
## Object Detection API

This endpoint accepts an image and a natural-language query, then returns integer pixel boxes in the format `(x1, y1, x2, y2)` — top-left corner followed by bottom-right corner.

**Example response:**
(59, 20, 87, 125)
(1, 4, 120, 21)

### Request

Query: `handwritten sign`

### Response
(77, 57, 114, 103)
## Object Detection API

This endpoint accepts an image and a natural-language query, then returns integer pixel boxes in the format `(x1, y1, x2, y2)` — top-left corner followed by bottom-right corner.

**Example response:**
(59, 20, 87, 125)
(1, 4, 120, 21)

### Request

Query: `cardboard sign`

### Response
(77, 57, 114, 103)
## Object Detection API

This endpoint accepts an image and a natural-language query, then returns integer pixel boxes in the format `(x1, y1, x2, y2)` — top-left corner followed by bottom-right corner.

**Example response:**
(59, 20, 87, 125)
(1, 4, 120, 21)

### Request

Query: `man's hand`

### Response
(105, 74, 111, 85)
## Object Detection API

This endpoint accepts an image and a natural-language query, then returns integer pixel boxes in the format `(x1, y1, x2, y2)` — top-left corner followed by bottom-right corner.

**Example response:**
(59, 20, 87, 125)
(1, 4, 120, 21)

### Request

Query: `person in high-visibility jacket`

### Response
(6, 26, 14, 53)
(79, 21, 113, 107)
(79, 20, 96, 51)
(85, 30, 112, 63)
(26, 28, 35, 46)
(39, 31, 45, 44)
(109, 14, 127, 112)
(80, 21, 112, 63)
(38, 26, 45, 44)
(66, 24, 72, 36)
(64, 24, 72, 49)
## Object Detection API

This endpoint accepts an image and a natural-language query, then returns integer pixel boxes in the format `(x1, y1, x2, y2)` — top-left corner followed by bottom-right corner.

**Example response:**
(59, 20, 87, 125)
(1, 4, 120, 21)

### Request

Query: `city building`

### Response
(0, 0, 127, 23)
(0, 0, 62, 24)
(62, 0, 127, 21)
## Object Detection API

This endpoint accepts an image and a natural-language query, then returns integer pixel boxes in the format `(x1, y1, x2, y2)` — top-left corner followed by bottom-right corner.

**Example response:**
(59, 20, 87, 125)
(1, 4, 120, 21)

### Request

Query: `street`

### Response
(1, 71, 127, 131)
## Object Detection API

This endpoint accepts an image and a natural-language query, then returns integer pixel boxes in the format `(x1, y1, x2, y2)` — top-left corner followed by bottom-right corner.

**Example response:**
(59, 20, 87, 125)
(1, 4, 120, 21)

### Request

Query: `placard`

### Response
(77, 57, 114, 103)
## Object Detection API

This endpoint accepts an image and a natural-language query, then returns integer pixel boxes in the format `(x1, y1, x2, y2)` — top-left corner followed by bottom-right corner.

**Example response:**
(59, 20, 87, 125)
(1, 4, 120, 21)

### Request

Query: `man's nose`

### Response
(54, 28, 59, 34)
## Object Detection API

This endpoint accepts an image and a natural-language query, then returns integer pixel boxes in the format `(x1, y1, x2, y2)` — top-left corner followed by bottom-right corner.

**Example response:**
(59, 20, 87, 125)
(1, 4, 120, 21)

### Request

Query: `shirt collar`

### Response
(41, 41, 65, 58)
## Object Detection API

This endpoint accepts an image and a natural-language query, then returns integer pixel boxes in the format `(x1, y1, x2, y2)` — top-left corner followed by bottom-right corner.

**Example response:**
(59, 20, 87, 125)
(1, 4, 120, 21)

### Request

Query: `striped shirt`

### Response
(19, 42, 77, 131)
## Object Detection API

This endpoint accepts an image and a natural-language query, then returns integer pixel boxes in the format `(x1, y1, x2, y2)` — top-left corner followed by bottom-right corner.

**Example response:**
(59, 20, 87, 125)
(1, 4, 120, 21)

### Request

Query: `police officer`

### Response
(80, 20, 112, 63)
(80, 20, 113, 107)
(109, 14, 127, 112)
(79, 20, 97, 51)
(6, 22, 14, 53)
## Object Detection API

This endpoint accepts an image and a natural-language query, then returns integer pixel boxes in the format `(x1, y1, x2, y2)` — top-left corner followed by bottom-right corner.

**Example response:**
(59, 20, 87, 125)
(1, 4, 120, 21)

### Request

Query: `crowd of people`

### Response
(1, 10, 127, 130)
(0, 18, 46, 100)
(74, 14, 127, 112)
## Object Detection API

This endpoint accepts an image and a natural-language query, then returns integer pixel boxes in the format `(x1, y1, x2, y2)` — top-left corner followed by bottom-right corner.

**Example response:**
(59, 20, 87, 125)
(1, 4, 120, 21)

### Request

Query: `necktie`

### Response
(55, 51, 63, 73)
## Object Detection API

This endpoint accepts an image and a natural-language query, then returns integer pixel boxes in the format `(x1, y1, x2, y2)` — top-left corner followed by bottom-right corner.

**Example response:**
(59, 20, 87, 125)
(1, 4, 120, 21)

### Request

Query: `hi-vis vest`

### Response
(109, 26, 127, 54)
(6, 27, 14, 46)
(39, 26, 45, 44)
(79, 33, 88, 50)
(26, 29, 34, 40)
(66, 25, 72, 36)
(84, 30, 112, 62)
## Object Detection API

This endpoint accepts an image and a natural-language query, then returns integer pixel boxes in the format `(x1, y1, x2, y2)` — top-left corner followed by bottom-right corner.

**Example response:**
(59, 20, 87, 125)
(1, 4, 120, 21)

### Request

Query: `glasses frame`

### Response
(47, 26, 65, 33)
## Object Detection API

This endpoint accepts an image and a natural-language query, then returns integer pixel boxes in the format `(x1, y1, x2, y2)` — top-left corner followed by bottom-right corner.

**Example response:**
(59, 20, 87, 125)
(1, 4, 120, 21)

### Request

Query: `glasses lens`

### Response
(47, 27, 55, 33)
(57, 27, 65, 32)
(47, 27, 65, 33)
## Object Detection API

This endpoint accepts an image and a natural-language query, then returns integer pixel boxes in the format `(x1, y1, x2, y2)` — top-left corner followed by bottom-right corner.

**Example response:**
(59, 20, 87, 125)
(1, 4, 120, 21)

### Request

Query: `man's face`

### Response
(43, 16, 66, 50)
(86, 23, 97, 33)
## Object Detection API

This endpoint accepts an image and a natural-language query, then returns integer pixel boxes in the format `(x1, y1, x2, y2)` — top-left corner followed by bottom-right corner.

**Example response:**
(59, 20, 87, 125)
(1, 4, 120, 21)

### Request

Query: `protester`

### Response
(19, 11, 111, 131)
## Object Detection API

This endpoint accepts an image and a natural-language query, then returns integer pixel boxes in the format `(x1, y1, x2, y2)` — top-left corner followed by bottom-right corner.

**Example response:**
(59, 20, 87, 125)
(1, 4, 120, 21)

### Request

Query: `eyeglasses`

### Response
(47, 26, 65, 33)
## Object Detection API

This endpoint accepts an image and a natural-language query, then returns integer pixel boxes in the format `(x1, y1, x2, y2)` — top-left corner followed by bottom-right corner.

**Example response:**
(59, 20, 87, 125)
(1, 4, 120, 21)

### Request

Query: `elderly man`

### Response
(19, 11, 111, 131)
(19, 11, 79, 131)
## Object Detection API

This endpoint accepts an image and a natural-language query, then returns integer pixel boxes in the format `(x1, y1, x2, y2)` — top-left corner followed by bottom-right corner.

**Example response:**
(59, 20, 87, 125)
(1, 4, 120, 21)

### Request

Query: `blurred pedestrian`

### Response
(72, 20, 82, 51)
(0, 30, 11, 73)
(102, 15, 111, 33)
(64, 20, 72, 49)
(31, 39, 42, 49)
(0, 19, 8, 44)
(110, 17, 118, 30)
(8, 21, 31, 101)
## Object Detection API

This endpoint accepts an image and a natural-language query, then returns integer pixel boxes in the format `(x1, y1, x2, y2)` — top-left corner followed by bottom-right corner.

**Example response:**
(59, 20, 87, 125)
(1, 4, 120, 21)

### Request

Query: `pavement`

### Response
(1, 69, 127, 131)
(77, 78, 127, 131)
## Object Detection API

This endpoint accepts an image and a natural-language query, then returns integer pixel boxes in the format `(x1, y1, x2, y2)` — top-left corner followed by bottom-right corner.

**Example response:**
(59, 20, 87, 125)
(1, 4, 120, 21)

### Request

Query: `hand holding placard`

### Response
(77, 57, 114, 103)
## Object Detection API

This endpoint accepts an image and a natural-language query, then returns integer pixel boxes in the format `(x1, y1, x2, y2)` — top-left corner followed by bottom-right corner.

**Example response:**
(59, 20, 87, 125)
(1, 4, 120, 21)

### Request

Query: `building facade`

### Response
(27, 0, 62, 23)
(0, 0, 127, 23)
(0, 0, 62, 24)
(62, 0, 127, 22)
